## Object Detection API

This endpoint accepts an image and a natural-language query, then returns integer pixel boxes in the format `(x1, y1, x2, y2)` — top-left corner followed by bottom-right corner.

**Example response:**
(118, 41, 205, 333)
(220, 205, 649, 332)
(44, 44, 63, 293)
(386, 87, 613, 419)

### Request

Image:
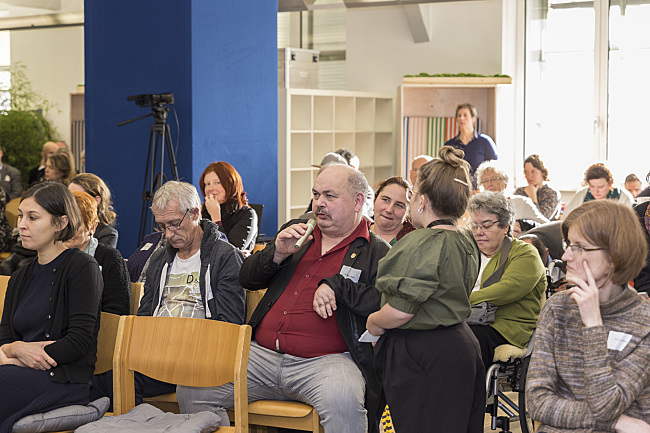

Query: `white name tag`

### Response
(340, 265, 361, 283)
(140, 242, 153, 251)
(607, 331, 632, 351)
(358, 330, 380, 343)
(4, 175, 9, 182)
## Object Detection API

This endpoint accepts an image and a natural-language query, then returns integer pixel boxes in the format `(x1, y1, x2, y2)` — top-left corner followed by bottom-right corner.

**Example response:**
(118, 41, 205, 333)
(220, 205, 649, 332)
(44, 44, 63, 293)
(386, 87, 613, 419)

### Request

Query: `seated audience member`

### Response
(563, 162, 634, 218)
(45, 153, 75, 186)
(370, 176, 415, 245)
(513, 218, 541, 238)
(335, 147, 360, 170)
(514, 154, 561, 219)
(519, 233, 566, 294)
(366, 147, 485, 432)
(409, 154, 433, 186)
(28, 141, 58, 186)
(633, 199, 650, 293)
(0, 182, 102, 430)
(0, 146, 23, 201)
(624, 173, 643, 199)
(65, 190, 130, 315)
(0, 187, 13, 253)
(69, 174, 119, 248)
(199, 161, 258, 255)
(177, 164, 391, 433)
(527, 221, 565, 264)
(637, 171, 650, 198)
(91, 180, 245, 407)
(467, 191, 547, 367)
(527, 200, 650, 432)
(475, 160, 549, 224)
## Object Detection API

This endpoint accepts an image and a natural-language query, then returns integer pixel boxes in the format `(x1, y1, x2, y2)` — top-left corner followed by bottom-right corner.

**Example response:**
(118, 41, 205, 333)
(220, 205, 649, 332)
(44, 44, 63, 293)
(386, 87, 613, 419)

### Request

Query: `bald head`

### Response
(42, 141, 58, 165)
(410, 155, 433, 186)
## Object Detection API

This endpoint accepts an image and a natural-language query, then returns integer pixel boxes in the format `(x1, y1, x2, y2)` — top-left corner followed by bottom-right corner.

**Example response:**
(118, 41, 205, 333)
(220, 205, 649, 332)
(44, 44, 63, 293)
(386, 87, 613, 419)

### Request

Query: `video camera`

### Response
(127, 92, 174, 107)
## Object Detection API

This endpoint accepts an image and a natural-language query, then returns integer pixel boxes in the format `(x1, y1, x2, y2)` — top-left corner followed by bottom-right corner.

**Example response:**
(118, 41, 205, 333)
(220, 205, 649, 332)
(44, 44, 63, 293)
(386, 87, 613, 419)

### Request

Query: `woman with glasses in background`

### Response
(527, 200, 650, 433)
(467, 191, 547, 368)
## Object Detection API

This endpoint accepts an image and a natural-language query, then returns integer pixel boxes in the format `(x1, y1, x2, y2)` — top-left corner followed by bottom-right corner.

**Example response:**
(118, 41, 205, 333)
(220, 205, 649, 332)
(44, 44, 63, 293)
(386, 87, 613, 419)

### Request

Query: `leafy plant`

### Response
(0, 62, 58, 187)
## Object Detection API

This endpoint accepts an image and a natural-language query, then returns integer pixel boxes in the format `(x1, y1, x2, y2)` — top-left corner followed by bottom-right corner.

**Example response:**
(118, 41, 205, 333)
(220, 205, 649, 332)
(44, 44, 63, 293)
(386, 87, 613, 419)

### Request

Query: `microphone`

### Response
(295, 219, 316, 250)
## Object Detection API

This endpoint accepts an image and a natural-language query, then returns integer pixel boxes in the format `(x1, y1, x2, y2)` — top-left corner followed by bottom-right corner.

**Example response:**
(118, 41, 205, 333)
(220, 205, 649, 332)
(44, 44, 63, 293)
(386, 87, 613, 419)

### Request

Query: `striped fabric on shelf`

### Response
(402, 116, 481, 175)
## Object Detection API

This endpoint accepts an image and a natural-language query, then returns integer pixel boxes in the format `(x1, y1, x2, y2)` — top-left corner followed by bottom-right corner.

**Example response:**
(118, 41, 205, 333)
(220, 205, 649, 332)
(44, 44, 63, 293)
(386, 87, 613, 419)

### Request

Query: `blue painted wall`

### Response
(85, 0, 278, 256)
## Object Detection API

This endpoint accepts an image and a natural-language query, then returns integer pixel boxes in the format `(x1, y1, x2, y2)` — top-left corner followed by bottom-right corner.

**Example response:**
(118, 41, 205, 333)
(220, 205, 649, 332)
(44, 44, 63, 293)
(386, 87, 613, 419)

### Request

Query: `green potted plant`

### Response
(0, 62, 58, 187)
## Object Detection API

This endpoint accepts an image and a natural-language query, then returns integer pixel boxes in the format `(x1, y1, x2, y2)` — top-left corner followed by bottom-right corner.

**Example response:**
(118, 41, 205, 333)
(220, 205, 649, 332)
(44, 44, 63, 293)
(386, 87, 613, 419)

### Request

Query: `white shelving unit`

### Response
(279, 88, 395, 225)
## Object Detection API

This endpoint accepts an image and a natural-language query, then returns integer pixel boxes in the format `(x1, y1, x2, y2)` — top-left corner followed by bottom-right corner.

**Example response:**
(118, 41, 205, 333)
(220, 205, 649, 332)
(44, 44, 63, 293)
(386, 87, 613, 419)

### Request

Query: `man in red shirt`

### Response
(178, 163, 390, 433)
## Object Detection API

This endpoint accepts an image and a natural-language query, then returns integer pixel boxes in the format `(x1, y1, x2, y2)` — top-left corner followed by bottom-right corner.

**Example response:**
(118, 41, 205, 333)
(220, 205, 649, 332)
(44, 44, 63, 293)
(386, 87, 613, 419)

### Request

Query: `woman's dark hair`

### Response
(583, 162, 613, 185)
(199, 161, 248, 213)
(418, 146, 472, 220)
(70, 173, 117, 226)
(519, 233, 547, 263)
(524, 154, 550, 182)
(21, 181, 81, 242)
(375, 176, 412, 203)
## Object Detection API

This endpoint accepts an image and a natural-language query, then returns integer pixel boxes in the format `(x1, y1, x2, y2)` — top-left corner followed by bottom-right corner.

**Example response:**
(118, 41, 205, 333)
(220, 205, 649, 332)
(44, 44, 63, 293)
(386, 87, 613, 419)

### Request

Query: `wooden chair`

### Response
(130, 282, 144, 315)
(0, 275, 10, 319)
(113, 315, 251, 432)
(5, 197, 20, 228)
(239, 288, 323, 433)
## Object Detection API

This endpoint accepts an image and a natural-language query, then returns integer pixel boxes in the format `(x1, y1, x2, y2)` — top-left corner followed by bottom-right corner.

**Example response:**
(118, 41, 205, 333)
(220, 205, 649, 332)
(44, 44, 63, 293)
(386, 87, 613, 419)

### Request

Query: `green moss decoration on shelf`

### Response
(404, 72, 511, 78)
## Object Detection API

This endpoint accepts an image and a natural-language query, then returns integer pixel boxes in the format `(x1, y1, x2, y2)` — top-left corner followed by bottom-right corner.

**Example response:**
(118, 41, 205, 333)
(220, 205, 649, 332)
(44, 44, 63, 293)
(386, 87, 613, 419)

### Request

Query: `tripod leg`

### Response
(164, 124, 179, 181)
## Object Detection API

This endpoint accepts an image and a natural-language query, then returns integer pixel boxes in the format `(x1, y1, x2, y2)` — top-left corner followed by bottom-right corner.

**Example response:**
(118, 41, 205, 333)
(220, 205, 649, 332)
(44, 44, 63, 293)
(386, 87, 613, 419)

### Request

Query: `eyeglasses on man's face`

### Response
(563, 241, 604, 256)
(469, 219, 500, 232)
(156, 209, 189, 233)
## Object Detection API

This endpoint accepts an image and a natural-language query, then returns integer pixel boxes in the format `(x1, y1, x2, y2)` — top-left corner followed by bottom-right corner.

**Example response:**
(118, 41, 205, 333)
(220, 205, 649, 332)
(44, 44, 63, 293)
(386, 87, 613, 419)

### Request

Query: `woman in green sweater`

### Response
(527, 200, 650, 432)
(467, 191, 547, 367)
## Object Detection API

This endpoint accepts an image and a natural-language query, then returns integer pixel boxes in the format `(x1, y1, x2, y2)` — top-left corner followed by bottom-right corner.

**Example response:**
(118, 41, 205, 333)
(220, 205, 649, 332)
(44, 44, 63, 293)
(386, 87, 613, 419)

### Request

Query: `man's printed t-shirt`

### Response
(157, 250, 205, 318)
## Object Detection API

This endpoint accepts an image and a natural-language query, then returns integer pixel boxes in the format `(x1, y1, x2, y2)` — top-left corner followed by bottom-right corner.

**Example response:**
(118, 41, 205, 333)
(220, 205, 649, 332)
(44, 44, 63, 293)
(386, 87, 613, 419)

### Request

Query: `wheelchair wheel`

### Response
(517, 356, 534, 433)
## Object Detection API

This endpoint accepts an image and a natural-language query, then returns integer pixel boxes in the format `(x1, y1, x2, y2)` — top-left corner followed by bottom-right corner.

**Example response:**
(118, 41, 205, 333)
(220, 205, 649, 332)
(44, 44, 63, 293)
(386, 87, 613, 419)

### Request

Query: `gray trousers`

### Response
(177, 341, 367, 433)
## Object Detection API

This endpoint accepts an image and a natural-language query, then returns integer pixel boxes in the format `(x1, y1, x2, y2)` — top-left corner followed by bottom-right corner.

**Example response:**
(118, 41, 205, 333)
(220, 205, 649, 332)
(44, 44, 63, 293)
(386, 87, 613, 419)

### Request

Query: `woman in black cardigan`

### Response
(65, 190, 130, 315)
(199, 161, 258, 255)
(0, 182, 103, 432)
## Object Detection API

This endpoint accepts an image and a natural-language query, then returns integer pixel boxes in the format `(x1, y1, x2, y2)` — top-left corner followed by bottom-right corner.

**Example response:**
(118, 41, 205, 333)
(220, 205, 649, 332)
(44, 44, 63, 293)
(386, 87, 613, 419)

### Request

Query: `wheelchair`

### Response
(484, 334, 536, 433)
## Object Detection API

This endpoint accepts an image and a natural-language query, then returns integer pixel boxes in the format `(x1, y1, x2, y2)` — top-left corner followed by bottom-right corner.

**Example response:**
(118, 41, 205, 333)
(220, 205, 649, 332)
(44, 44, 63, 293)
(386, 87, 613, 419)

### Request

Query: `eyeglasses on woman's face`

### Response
(469, 219, 500, 233)
(563, 240, 604, 257)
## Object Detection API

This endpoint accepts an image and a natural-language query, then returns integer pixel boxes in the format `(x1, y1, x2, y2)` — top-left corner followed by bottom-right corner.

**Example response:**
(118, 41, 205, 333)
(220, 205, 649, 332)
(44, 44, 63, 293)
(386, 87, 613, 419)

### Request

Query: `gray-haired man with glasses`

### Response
(91, 181, 246, 409)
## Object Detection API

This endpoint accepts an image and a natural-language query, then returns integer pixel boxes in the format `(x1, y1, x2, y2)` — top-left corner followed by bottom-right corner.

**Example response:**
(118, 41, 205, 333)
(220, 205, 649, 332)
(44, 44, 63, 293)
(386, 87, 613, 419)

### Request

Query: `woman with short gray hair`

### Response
(467, 191, 547, 367)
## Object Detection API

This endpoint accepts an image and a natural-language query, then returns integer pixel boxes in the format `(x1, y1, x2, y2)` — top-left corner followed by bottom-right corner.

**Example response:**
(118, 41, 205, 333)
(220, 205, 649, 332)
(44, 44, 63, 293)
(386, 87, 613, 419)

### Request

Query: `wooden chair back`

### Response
(95, 312, 121, 375)
(113, 316, 251, 432)
(5, 197, 20, 228)
(0, 275, 10, 320)
(245, 289, 267, 324)
(130, 282, 144, 315)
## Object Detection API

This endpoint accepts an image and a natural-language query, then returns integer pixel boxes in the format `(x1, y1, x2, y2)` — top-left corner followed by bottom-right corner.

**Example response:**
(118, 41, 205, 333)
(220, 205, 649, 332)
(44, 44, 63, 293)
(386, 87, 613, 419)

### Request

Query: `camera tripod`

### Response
(118, 104, 179, 244)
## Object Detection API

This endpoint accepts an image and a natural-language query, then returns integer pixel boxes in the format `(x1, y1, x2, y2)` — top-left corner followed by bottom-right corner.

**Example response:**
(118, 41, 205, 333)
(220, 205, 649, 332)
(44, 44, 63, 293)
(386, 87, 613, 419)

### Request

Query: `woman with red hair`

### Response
(199, 161, 257, 254)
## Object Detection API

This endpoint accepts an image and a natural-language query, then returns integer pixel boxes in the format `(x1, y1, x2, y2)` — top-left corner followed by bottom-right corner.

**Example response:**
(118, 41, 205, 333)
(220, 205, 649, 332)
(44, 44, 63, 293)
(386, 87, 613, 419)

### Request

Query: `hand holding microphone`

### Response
(295, 219, 316, 250)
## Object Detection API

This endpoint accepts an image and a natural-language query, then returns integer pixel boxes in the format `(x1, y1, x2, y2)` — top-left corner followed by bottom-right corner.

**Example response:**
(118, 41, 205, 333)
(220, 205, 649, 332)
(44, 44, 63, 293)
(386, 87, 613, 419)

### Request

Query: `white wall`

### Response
(10, 25, 84, 144)
(346, 1, 503, 94)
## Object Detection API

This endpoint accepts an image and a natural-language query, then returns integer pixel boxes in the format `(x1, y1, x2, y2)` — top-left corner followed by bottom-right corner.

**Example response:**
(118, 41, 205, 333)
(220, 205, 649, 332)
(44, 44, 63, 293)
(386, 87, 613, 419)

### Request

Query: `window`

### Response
(524, 0, 650, 190)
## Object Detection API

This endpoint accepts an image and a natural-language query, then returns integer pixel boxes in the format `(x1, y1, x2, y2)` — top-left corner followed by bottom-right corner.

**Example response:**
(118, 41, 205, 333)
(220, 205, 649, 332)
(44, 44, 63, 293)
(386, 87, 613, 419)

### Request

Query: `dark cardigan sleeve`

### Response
(221, 206, 258, 252)
(95, 244, 131, 315)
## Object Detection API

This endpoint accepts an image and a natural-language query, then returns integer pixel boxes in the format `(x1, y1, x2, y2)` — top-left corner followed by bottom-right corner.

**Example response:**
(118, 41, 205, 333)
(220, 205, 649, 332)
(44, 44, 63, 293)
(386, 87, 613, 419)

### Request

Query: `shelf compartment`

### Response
(355, 97, 375, 131)
(374, 132, 395, 167)
(375, 98, 393, 130)
(290, 170, 314, 210)
(313, 133, 334, 165)
(290, 133, 312, 169)
(291, 95, 312, 130)
(355, 132, 375, 166)
(313, 96, 334, 130)
(334, 97, 354, 131)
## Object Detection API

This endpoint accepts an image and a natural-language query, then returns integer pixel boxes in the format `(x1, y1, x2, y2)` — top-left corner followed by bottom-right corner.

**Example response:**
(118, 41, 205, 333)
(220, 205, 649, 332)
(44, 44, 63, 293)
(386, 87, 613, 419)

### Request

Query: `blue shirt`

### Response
(445, 132, 498, 188)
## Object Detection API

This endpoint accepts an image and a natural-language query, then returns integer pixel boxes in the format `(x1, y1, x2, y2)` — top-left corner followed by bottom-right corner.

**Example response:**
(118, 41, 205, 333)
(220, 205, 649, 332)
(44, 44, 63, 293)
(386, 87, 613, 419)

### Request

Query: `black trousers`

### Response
(90, 370, 176, 411)
(469, 324, 510, 368)
(376, 323, 486, 433)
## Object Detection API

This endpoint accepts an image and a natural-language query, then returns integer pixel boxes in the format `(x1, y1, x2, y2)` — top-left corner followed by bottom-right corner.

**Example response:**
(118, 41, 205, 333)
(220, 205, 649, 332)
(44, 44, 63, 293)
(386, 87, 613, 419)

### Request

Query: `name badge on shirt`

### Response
(140, 242, 153, 251)
(340, 265, 361, 283)
(607, 331, 632, 351)
(4, 175, 9, 182)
